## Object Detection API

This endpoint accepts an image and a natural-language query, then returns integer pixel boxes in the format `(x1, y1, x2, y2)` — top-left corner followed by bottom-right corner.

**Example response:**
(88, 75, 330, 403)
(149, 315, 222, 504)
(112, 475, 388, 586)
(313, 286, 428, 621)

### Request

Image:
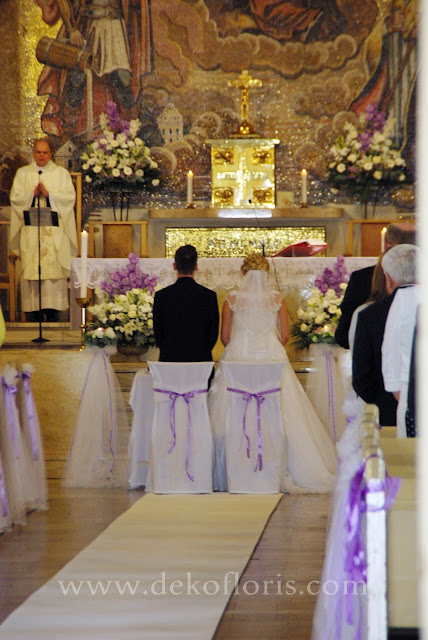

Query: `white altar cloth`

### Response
(71, 257, 376, 292)
(70, 257, 376, 329)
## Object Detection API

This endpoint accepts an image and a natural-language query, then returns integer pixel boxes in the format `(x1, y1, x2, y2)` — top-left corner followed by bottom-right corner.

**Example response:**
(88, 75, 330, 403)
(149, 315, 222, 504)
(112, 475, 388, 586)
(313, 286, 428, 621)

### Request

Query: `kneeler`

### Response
(148, 362, 214, 494)
(223, 362, 285, 494)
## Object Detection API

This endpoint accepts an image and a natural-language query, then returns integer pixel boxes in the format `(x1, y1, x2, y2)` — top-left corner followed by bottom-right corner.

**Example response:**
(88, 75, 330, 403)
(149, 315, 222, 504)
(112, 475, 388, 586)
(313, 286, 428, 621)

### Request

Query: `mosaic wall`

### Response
(0, 0, 417, 215)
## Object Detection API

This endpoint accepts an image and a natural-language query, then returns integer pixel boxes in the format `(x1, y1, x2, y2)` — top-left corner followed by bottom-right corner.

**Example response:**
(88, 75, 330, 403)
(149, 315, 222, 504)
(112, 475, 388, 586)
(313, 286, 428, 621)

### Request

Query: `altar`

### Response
(87, 205, 348, 260)
(70, 256, 377, 361)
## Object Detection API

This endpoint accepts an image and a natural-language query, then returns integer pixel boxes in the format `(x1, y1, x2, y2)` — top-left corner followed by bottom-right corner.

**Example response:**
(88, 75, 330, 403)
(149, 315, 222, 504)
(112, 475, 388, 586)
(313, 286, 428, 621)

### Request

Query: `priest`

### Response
(9, 140, 78, 321)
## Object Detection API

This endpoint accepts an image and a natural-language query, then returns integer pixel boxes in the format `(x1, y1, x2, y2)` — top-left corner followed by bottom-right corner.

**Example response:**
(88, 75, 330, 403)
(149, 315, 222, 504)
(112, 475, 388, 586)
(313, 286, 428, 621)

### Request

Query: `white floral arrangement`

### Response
(80, 101, 160, 191)
(84, 255, 159, 349)
(328, 103, 406, 205)
(85, 288, 156, 349)
(291, 256, 348, 350)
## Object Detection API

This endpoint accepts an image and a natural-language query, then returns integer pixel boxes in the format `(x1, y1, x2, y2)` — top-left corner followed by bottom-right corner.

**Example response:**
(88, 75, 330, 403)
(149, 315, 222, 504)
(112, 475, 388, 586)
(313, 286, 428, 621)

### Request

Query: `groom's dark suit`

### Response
(153, 277, 219, 362)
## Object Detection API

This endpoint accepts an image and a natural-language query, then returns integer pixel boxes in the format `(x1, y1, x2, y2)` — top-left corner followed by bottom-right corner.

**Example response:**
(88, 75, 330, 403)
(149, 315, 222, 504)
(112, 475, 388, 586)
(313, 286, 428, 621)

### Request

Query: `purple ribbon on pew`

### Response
(1, 377, 20, 459)
(19, 371, 39, 461)
(153, 388, 207, 482)
(341, 454, 401, 640)
(226, 387, 281, 472)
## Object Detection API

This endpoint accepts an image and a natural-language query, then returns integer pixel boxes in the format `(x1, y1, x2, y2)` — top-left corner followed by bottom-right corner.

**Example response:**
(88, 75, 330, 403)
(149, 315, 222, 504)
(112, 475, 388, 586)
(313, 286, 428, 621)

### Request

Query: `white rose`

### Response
(315, 314, 325, 325)
(152, 179, 160, 186)
(124, 166, 133, 176)
(373, 170, 382, 180)
(328, 305, 338, 314)
(337, 163, 346, 173)
(347, 153, 357, 163)
(112, 168, 120, 177)
(135, 169, 143, 177)
(300, 323, 310, 333)
(93, 165, 102, 173)
(363, 161, 373, 171)
(105, 327, 116, 339)
(85, 175, 92, 183)
(147, 318, 153, 328)
(110, 140, 119, 148)
(399, 174, 405, 181)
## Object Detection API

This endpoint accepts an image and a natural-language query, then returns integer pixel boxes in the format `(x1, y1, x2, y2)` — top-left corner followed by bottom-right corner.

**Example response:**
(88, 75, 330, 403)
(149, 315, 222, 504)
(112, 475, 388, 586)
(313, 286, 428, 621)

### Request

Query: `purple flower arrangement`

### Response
(314, 255, 348, 297)
(100, 253, 158, 299)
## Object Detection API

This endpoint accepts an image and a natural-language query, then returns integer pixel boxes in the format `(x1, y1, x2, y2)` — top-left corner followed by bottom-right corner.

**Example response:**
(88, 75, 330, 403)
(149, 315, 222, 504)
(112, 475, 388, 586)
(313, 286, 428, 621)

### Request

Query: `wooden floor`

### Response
(0, 481, 330, 639)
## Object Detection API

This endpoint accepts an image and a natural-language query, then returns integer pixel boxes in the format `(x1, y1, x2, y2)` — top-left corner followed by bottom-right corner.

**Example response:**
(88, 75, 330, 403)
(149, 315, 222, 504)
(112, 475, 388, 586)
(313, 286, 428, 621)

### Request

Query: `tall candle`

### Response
(187, 170, 193, 205)
(301, 169, 307, 205)
(80, 230, 88, 297)
(380, 226, 387, 253)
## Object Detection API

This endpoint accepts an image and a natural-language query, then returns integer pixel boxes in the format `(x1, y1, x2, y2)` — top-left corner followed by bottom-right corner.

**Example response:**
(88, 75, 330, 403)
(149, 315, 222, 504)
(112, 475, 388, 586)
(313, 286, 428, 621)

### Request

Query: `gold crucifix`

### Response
(228, 69, 262, 136)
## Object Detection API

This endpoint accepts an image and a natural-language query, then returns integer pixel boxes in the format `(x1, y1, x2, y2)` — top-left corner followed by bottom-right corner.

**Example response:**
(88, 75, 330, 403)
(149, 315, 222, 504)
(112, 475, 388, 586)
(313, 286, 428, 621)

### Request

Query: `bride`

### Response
(208, 254, 337, 493)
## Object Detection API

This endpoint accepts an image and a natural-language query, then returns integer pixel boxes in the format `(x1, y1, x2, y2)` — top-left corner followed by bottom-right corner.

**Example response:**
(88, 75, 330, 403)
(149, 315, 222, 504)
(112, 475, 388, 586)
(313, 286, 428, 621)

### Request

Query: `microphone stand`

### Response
(32, 169, 49, 343)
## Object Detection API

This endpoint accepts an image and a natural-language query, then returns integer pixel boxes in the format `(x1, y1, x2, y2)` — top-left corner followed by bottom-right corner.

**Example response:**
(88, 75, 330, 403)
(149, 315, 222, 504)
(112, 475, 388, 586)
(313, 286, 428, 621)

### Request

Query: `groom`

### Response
(153, 245, 219, 364)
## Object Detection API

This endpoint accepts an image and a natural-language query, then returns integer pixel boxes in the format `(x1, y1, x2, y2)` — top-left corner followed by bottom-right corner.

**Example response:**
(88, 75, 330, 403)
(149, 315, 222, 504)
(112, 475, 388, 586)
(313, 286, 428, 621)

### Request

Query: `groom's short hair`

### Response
(174, 244, 198, 275)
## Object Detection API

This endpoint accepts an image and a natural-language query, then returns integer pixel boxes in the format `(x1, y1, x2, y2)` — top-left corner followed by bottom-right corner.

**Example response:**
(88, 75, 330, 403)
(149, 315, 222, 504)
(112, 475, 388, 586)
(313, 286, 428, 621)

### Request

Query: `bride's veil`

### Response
(229, 269, 281, 336)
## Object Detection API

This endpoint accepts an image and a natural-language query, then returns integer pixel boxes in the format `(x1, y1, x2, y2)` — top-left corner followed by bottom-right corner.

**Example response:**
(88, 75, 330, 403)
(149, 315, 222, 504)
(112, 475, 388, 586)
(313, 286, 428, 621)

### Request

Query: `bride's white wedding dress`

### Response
(208, 270, 337, 493)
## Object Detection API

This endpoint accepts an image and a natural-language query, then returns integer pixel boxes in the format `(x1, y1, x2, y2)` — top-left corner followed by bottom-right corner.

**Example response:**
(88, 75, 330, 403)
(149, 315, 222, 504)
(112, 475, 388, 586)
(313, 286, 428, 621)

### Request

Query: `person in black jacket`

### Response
(335, 222, 416, 349)
(352, 244, 417, 426)
(153, 245, 219, 367)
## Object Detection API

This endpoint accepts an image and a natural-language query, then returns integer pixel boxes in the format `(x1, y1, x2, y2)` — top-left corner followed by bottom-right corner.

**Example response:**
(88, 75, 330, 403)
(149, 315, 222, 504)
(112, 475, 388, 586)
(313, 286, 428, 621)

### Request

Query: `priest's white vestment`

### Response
(10, 160, 78, 311)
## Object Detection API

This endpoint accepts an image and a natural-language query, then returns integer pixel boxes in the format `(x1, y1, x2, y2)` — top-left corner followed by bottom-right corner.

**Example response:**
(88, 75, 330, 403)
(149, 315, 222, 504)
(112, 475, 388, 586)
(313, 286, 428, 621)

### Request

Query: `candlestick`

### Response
(381, 226, 387, 253)
(301, 169, 307, 207)
(80, 230, 88, 297)
(186, 170, 193, 206)
(76, 296, 91, 350)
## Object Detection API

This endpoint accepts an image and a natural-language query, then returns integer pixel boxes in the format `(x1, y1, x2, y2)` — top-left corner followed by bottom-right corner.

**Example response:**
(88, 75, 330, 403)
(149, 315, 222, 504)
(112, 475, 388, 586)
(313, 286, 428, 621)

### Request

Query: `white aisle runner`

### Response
(0, 494, 281, 639)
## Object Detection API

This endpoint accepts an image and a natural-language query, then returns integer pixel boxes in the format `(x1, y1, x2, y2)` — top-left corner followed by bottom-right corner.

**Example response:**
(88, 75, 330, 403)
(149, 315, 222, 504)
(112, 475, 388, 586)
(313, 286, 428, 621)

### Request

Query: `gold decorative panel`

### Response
(165, 227, 326, 258)
(207, 138, 279, 209)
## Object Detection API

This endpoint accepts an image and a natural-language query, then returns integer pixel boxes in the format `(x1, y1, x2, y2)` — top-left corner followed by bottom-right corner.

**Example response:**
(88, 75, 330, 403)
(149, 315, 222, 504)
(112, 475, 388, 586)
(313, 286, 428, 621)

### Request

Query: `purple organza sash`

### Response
(18, 371, 39, 461)
(226, 387, 281, 472)
(341, 455, 401, 640)
(1, 377, 20, 459)
(0, 455, 8, 518)
(153, 388, 207, 482)
(323, 348, 337, 442)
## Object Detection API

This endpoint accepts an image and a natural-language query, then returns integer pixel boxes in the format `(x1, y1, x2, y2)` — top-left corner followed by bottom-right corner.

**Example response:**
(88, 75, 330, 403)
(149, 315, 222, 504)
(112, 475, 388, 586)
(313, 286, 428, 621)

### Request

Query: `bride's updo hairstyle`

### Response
(241, 254, 270, 275)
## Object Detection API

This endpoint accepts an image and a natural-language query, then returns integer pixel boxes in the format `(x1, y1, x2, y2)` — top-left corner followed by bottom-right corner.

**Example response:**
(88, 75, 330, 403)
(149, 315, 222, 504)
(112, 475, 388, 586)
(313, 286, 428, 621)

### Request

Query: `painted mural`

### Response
(0, 0, 417, 213)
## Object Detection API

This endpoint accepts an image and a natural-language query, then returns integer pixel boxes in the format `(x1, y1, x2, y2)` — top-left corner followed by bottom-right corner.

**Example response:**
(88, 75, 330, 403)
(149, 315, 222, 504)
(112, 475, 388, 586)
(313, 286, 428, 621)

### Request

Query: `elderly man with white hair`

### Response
(381, 244, 420, 437)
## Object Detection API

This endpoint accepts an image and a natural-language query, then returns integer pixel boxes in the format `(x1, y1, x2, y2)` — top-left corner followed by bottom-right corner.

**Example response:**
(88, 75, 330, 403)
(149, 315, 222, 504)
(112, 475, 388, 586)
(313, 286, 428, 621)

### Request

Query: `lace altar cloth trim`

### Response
(71, 257, 376, 292)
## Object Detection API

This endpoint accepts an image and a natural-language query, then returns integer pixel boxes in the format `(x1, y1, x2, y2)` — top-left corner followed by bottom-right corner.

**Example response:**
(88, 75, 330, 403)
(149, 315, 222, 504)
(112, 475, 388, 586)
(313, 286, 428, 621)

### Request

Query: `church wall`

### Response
(0, 0, 416, 213)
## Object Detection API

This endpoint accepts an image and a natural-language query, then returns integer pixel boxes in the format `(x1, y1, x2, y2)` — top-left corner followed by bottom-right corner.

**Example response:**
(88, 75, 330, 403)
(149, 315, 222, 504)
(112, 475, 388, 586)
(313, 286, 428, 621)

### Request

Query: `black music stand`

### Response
(23, 206, 59, 343)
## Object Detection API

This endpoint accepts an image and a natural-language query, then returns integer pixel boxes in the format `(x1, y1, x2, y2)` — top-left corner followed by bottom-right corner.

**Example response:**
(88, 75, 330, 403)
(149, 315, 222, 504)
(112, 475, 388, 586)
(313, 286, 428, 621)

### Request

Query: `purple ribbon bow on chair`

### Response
(342, 454, 401, 640)
(18, 370, 39, 461)
(226, 387, 281, 472)
(153, 388, 207, 482)
(1, 376, 20, 459)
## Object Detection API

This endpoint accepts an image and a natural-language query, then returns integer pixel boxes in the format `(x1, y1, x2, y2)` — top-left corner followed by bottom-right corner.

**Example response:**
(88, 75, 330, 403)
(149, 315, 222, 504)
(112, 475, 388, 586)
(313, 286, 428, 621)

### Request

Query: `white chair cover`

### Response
(0, 365, 27, 526)
(128, 370, 154, 489)
(148, 362, 214, 494)
(17, 364, 48, 511)
(222, 362, 285, 494)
